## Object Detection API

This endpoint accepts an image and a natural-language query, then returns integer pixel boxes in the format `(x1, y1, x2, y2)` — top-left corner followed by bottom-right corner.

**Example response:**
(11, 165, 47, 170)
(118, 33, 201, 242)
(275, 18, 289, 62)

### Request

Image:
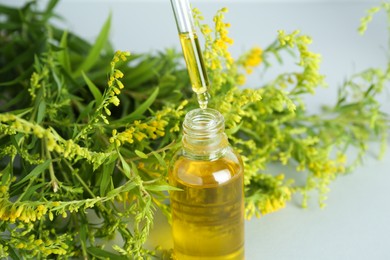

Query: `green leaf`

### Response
(37, 100, 46, 124)
(75, 99, 95, 124)
(0, 87, 29, 110)
(74, 14, 111, 76)
(131, 87, 159, 117)
(0, 69, 32, 87)
(15, 160, 51, 186)
(145, 184, 181, 192)
(20, 183, 46, 201)
(272, 50, 283, 64)
(151, 151, 166, 167)
(58, 30, 71, 72)
(87, 247, 127, 260)
(6, 246, 20, 260)
(121, 181, 137, 193)
(226, 121, 243, 135)
(0, 22, 20, 30)
(51, 68, 64, 99)
(52, 27, 91, 54)
(364, 84, 376, 97)
(118, 152, 132, 179)
(112, 87, 159, 125)
(82, 71, 103, 104)
(43, 0, 59, 21)
(135, 149, 148, 159)
(130, 161, 139, 176)
(80, 218, 88, 258)
(125, 59, 162, 88)
(100, 161, 115, 196)
(0, 4, 18, 16)
(0, 45, 36, 73)
(0, 164, 11, 185)
(107, 180, 137, 197)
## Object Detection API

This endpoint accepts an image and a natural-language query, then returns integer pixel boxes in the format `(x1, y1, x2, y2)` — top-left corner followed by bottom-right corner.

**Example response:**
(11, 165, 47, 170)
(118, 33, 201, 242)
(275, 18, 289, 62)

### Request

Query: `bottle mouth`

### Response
(183, 108, 225, 138)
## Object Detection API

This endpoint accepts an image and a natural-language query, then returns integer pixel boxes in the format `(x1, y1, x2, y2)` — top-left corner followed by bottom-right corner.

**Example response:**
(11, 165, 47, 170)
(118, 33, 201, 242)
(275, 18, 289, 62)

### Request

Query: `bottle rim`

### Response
(183, 108, 225, 138)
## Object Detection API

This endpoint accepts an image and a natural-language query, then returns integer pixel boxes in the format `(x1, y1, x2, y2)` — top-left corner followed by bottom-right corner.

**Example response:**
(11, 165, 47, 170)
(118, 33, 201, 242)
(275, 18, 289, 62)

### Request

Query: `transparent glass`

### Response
(170, 0, 195, 34)
(169, 108, 245, 260)
(170, 0, 210, 109)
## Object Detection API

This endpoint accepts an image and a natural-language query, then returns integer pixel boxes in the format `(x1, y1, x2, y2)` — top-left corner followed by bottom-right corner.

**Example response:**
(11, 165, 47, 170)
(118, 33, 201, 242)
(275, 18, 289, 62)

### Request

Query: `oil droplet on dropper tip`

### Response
(197, 92, 210, 109)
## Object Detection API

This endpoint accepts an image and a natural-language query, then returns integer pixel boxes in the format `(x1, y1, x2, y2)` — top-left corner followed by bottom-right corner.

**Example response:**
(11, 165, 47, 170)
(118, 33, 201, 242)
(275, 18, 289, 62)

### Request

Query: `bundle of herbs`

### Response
(0, 0, 389, 259)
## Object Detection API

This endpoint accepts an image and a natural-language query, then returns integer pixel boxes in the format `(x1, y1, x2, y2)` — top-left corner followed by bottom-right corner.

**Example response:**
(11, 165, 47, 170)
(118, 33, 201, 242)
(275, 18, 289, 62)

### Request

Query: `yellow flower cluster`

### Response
(0, 114, 110, 169)
(218, 88, 262, 129)
(14, 240, 68, 256)
(278, 30, 317, 68)
(101, 50, 130, 124)
(292, 138, 347, 177)
(278, 30, 324, 94)
(115, 191, 137, 203)
(277, 29, 301, 47)
(110, 100, 188, 147)
(309, 157, 346, 178)
(110, 118, 168, 146)
(11, 228, 69, 257)
(358, 5, 382, 34)
(0, 200, 49, 223)
(245, 174, 292, 219)
(0, 185, 8, 197)
(28, 66, 49, 100)
(197, 7, 234, 72)
(262, 196, 288, 214)
(196, 7, 264, 92)
(240, 47, 263, 74)
(110, 50, 130, 69)
(0, 114, 56, 151)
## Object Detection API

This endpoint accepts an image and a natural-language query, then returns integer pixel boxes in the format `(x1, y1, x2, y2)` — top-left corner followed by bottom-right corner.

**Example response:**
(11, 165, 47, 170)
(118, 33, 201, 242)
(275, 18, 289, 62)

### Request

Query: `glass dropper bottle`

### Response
(169, 108, 245, 259)
(170, 0, 210, 109)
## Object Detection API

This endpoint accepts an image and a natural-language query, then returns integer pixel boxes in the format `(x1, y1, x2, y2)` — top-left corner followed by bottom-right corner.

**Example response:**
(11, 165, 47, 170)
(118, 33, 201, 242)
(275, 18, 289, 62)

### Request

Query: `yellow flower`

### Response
(264, 199, 274, 214)
(236, 74, 246, 86)
(241, 46, 263, 74)
(114, 69, 124, 79)
(336, 153, 347, 164)
(110, 96, 120, 106)
(16, 243, 25, 249)
(201, 25, 212, 35)
(116, 80, 124, 89)
(134, 132, 147, 142)
(0, 185, 8, 194)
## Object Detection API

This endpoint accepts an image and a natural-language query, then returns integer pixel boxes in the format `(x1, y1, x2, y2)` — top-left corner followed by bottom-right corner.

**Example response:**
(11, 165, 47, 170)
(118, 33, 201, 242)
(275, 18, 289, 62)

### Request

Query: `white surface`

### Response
(245, 156, 390, 260)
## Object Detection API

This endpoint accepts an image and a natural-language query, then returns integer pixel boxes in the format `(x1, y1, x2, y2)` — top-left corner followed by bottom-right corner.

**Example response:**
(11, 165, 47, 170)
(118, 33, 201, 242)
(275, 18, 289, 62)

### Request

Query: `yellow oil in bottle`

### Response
(179, 32, 210, 109)
(169, 156, 244, 260)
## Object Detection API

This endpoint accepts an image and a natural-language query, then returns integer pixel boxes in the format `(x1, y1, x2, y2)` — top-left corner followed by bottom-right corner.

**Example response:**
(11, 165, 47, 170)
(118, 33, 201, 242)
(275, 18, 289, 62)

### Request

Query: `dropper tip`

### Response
(197, 92, 210, 109)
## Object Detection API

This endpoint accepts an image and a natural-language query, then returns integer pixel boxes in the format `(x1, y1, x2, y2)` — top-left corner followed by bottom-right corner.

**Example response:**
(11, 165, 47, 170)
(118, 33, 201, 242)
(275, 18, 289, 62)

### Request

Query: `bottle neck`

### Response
(182, 108, 229, 160)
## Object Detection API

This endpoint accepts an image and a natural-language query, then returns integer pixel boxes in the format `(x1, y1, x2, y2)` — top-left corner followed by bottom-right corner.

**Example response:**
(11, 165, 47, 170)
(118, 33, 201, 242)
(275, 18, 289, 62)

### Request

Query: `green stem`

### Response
(45, 138, 60, 192)
(125, 140, 176, 163)
(62, 158, 111, 213)
(62, 159, 95, 199)
(15, 136, 37, 203)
